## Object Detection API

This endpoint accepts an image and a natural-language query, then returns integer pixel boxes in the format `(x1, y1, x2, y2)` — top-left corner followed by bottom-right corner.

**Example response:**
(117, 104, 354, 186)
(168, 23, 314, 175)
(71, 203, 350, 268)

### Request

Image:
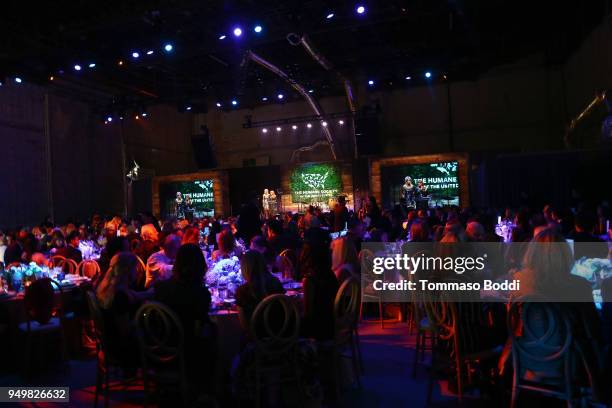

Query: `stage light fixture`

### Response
(405, 76, 411, 80)
(135, 115, 140, 120)
(216, 102, 222, 108)
(326, 12, 335, 19)
(338, 120, 344, 125)
(132, 52, 140, 59)
(322, 121, 328, 127)
(277, 93, 284, 100)
(368, 80, 374, 86)
(308, 89, 314, 93)
(306, 123, 312, 128)
(104, 121, 108, 125)
(49, 76, 54, 81)
(186, 106, 192, 111)
(262, 128, 268, 133)
(74, 64, 82, 71)
(218, 34, 226, 40)
(425, 71, 432, 78)
(164, 43, 174, 52)
(231, 100, 238, 106)
(118, 60, 124, 66)
(276, 127, 282, 132)
(88, 63, 96, 68)
(233, 27, 242, 37)
(119, 116, 124, 120)
(146, 50, 154, 55)
(142, 112, 148, 117)
(262, 97, 268, 101)
(292, 125, 298, 130)
(254, 25, 262, 33)
(356, 5, 366, 14)
(106, 116, 113, 122)
(15, 77, 22, 83)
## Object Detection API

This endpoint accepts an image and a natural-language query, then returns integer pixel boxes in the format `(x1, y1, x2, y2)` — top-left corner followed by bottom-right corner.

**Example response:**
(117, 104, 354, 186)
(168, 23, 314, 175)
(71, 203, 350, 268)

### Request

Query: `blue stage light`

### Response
(88, 63, 96, 68)
(231, 100, 238, 106)
(425, 71, 432, 78)
(326, 13, 335, 19)
(233, 27, 242, 37)
(356, 5, 366, 14)
(106, 116, 113, 122)
(15, 77, 22, 83)
(132, 52, 140, 59)
(368, 80, 374, 86)
(146, 50, 154, 55)
(74, 64, 82, 71)
(216, 102, 222, 107)
(218, 34, 226, 40)
(254, 25, 262, 33)
(277, 93, 284, 100)
(164, 44, 174, 52)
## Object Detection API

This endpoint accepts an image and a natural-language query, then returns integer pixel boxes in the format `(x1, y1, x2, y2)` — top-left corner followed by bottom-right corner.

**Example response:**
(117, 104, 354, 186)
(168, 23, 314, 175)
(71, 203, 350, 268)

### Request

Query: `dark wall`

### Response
(227, 166, 282, 215)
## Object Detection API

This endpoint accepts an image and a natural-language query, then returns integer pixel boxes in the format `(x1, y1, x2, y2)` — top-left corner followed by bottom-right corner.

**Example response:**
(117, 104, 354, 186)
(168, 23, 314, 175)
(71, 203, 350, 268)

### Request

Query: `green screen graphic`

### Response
(380, 161, 459, 208)
(159, 179, 214, 218)
(290, 163, 342, 203)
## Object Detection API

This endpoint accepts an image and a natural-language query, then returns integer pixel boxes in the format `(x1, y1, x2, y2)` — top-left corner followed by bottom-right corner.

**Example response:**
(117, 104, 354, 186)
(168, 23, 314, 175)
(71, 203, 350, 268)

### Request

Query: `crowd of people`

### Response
(0, 196, 611, 405)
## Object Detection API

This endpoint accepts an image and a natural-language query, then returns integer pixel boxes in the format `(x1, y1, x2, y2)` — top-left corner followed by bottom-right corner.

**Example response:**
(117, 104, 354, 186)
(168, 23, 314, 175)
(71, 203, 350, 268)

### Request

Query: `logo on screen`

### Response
(301, 171, 329, 190)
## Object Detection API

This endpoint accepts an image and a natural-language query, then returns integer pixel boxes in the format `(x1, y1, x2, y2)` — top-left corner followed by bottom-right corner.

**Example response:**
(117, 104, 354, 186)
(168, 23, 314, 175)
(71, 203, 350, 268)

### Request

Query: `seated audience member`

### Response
(504, 228, 604, 399)
(567, 210, 608, 259)
(300, 241, 339, 341)
(212, 229, 241, 261)
(134, 223, 160, 263)
(97, 237, 130, 283)
(154, 243, 215, 387)
(55, 230, 83, 263)
(181, 226, 201, 246)
(465, 221, 486, 242)
(95, 252, 142, 372)
(145, 234, 180, 288)
(266, 219, 298, 256)
(3, 237, 24, 265)
(235, 250, 285, 332)
(249, 235, 274, 265)
(330, 236, 360, 283)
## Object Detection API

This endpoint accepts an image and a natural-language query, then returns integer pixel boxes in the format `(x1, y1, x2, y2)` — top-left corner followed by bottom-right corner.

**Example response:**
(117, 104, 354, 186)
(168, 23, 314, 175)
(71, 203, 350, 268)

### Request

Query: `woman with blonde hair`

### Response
(330, 236, 360, 283)
(95, 252, 141, 372)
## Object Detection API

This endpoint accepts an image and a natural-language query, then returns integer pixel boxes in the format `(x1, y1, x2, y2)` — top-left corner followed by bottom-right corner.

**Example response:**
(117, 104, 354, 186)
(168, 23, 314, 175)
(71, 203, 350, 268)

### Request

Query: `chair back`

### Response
(50, 255, 78, 274)
(134, 301, 185, 367)
(250, 294, 300, 357)
(24, 278, 63, 325)
(275, 253, 294, 280)
(85, 290, 109, 353)
(78, 259, 101, 279)
(50, 255, 66, 268)
(334, 278, 360, 344)
(507, 297, 572, 380)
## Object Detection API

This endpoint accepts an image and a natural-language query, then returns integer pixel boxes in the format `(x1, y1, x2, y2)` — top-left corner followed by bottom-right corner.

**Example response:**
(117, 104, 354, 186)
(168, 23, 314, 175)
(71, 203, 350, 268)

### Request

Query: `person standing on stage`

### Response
(269, 190, 277, 215)
(402, 176, 416, 208)
(262, 189, 270, 218)
(175, 192, 185, 219)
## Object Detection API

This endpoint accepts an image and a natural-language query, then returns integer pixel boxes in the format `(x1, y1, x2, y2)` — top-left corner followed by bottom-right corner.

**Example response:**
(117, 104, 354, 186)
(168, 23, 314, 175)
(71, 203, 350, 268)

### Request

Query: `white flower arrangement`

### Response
(206, 256, 244, 287)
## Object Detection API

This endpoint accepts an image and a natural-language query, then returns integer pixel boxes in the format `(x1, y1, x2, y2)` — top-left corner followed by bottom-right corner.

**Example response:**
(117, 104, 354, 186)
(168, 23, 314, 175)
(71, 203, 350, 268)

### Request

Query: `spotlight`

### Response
(106, 116, 113, 122)
(186, 106, 192, 111)
(164, 43, 174, 52)
(254, 25, 262, 33)
(356, 5, 366, 14)
(218, 34, 226, 40)
(132, 52, 140, 59)
(216, 102, 222, 108)
(74, 64, 82, 71)
(277, 93, 284, 100)
(231, 100, 238, 106)
(405, 76, 411, 80)
(104, 121, 108, 125)
(292, 125, 298, 130)
(119, 116, 124, 120)
(135, 115, 140, 120)
(262, 97, 268, 101)
(306, 123, 312, 128)
(338, 120, 344, 125)
(88, 63, 96, 68)
(15, 77, 22, 83)
(233, 27, 242, 37)
(146, 50, 154, 55)
(368, 80, 374, 86)
(142, 112, 148, 117)
(276, 127, 282, 132)
(262, 128, 268, 133)
(322, 121, 328, 127)
(425, 71, 432, 78)
(326, 12, 335, 19)
(49, 76, 54, 81)
(118, 60, 124, 66)
(308, 89, 314, 93)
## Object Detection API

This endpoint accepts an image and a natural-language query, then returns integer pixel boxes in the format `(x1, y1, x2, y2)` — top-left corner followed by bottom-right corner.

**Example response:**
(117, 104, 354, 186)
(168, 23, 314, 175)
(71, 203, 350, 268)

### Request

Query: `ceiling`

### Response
(0, 0, 607, 115)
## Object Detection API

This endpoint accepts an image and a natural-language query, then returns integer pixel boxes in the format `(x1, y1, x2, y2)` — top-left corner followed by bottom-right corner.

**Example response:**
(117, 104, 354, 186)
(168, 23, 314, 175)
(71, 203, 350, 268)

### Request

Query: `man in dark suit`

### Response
(55, 231, 82, 263)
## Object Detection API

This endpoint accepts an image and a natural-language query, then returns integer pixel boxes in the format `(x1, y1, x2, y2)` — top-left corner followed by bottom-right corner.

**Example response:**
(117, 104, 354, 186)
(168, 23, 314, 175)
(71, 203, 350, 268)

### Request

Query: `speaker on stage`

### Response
(354, 112, 382, 156)
(191, 125, 217, 168)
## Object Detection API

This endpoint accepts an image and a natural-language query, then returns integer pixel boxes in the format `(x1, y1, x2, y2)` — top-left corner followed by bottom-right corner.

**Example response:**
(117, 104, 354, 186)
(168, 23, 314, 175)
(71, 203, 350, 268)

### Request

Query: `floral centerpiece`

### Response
(494, 220, 515, 243)
(205, 256, 244, 288)
(1, 262, 47, 292)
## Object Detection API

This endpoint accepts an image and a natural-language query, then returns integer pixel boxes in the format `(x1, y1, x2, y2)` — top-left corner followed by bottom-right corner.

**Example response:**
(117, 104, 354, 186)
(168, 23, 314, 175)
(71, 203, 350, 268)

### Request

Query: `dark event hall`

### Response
(0, 1, 611, 407)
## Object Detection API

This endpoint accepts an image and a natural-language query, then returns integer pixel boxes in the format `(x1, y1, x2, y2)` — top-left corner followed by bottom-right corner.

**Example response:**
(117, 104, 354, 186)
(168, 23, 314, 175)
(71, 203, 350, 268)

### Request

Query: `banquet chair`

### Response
(78, 259, 101, 280)
(332, 277, 363, 397)
(135, 256, 147, 291)
(358, 248, 384, 328)
(50, 255, 78, 275)
(134, 301, 190, 408)
(86, 291, 139, 408)
(250, 294, 304, 408)
(50, 255, 66, 267)
(507, 297, 588, 408)
(19, 278, 68, 377)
